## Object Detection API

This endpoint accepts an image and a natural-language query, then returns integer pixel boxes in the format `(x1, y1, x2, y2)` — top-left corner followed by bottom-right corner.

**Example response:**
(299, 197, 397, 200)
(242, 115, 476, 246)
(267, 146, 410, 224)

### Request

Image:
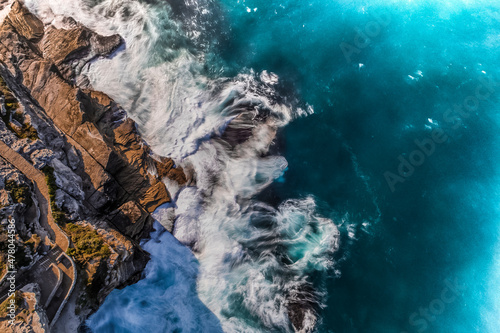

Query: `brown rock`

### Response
(110, 201, 154, 240)
(0, 3, 188, 324)
(40, 23, 122, 80)
(4, 1, 44, 42)
(139, 181, 170, 213)
(0, 1, 184, 236)
(156, 157, 187, 185)
(41, 25, 91, 65)
(72, 122, 114, 167)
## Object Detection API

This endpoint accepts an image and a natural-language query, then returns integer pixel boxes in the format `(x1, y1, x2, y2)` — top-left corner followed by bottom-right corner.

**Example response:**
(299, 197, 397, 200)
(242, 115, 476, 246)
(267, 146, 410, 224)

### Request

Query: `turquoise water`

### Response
(214, 1, 500, 332)
(32, 0, 500, 331)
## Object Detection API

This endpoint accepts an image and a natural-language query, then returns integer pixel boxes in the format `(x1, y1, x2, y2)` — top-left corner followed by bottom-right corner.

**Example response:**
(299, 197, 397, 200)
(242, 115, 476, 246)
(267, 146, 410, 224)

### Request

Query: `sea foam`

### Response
(24, 0, 340, 331)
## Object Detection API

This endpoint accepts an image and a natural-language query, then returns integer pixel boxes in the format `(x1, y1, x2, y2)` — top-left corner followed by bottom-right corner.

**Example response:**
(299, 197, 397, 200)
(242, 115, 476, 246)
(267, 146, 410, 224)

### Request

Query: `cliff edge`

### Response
(0, 1, 187, 331)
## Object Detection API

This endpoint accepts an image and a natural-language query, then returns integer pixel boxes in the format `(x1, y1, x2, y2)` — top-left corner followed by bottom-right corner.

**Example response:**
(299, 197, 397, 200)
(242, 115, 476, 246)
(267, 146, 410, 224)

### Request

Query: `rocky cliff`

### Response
(0, 284, 50, 333)
(0, 1, 186, 330)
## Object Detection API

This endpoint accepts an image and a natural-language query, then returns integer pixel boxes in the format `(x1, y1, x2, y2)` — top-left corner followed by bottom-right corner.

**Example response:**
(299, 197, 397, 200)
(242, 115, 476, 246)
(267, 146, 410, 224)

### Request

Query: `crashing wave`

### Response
(24, 0, 340, 331)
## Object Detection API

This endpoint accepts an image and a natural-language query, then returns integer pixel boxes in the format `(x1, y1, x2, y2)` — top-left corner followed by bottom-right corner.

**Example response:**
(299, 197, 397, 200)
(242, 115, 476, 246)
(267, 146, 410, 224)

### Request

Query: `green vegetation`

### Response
(18, 124, 38, 141)
(5, 180, 32, 206)
(5, 102, 19, 111)
(65, 223, 111, 265)
(0, 75, 38, 141)
(0, 110, 39, 141)
(41, 166, 67, 225)
(0, 75, 18, 108)
(0, 291, 23, 317)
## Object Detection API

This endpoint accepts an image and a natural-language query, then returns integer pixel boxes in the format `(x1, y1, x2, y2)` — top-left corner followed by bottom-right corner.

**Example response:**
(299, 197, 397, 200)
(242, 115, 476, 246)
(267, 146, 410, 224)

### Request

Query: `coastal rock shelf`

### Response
(0, 1, 187, 331)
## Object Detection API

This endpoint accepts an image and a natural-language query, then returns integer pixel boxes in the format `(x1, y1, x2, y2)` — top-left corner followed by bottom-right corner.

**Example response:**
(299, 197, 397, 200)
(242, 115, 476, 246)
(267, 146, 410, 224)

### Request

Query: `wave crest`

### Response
(25, 0, 341, 331)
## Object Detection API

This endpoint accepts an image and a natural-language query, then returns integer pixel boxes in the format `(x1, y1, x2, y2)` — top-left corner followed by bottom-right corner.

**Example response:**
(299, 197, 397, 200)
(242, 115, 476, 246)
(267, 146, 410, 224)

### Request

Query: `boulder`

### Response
(41, 21, 122, 81)
(65, 145, 81, 171)
(139, 181, 171, 213)
(55, 189, 81, 220)
(51, 158, 85, 200)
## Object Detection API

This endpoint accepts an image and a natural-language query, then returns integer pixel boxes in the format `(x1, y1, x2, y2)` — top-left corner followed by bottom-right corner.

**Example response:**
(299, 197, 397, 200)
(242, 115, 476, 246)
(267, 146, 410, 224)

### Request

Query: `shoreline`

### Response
(0, 1, 188, 330)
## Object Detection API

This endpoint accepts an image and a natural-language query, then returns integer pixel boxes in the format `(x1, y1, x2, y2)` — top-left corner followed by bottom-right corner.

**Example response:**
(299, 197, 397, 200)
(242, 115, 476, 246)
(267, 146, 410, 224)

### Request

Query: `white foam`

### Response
(0, 0, 13, 25)
(87, 222, 224, 332)
(24, 1, 340, 331)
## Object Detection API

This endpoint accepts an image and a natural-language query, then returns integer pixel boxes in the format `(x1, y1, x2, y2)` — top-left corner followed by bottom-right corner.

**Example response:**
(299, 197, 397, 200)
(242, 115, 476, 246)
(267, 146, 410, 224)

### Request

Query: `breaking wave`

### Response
(24, 0, 341, 331)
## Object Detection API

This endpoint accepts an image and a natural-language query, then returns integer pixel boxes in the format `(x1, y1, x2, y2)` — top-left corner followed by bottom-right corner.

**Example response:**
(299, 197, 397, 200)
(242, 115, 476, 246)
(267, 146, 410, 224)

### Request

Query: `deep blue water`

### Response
(215, 1, 500, 332)
(71, 0, 500, 331)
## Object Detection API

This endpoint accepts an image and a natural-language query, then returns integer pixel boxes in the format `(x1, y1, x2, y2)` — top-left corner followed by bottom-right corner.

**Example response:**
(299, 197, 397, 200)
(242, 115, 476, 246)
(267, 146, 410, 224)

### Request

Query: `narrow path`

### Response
(0, 139, 76, 326)
(0, 140, 69, 251)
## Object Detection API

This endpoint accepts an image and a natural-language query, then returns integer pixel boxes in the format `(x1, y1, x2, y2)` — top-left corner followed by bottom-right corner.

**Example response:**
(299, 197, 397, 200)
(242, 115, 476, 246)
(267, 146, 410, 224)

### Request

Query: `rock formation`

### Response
(0, 1, 187, 330)
(0, 284, 50, 333)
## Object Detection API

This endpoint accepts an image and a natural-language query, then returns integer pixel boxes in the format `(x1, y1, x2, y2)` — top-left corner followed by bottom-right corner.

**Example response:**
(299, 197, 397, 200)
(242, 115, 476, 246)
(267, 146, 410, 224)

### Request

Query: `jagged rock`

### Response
(0, 2, 188, 326)
(3, 1, 44, 42)
(155, 156, 188, 185)
(0, 283, 50, 333)
(151, 204, 176, 233)
(51, 158, 85, 200)
(55, 189, 81, 220)
(10, 138, 44, 157)
(139, 181, 171, 213)
(46, 135, 65, 152)
(1, 4, 181, 216)
(41, 20, 122, 81)
(30, 148, 55, 169)
(0, 157, 41, 259)
(85, 223, 150, 303)
(9, 118, 22, 132)
(65, 145, 80, 171)
(72, 121, 114, 167)
(0, 156, 23, 189)
(0, 95, 6, 116)
(0, 118, 17, 146)
(8, 138, 24, 154)
(42, 25, 93, 65)
(0, 189, 12, 206)
(1, 19, 173, 213)
(110, 201, 154, 240)
(0, 204, 16, 221)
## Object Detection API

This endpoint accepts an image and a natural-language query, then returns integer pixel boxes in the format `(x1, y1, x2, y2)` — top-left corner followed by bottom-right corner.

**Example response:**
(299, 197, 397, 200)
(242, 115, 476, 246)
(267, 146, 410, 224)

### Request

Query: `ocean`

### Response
(25, 0, 500, 332)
